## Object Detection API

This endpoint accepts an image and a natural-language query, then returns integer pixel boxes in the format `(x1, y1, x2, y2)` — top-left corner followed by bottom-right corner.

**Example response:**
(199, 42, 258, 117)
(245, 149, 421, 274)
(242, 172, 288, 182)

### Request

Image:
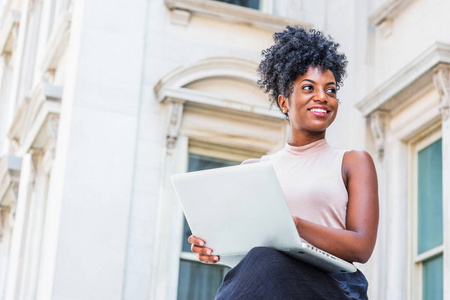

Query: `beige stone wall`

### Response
(0, 0, 448, 299)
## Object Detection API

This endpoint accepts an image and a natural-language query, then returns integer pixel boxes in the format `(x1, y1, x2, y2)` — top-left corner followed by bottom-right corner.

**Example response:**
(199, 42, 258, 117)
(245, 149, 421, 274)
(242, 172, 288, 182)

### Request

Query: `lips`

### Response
(308, 106, 330, 117)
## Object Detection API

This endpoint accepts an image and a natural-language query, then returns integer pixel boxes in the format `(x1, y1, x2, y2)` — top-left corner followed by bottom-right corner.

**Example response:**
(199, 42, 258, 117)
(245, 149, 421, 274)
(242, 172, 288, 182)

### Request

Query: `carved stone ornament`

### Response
(0, 155, 22, 208)
(0, 209, 4, 241)
(0, 208, 8, 242)
(42, 114, 59, 174)
(369, 110, 389, 161)
(166, 101, 184, 150)
(0, 9, 21, 64)
(433, 64, 450, 121)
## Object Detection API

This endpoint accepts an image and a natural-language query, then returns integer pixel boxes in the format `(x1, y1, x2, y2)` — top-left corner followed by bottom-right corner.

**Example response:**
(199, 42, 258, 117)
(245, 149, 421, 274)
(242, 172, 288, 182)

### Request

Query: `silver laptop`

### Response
(171, 161, 356, 274)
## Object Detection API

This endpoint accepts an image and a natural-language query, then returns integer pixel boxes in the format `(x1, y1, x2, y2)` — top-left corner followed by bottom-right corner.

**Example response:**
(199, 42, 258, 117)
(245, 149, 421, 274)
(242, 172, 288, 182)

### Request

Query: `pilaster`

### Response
(369, 110, 390, 162)
(433, 64, 450, 300)
(166, 101, 184, 150)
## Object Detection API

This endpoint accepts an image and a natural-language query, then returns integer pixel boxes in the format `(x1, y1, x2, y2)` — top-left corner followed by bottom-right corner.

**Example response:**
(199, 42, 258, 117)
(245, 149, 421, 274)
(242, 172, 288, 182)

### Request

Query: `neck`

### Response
(288, 131, 326, 147)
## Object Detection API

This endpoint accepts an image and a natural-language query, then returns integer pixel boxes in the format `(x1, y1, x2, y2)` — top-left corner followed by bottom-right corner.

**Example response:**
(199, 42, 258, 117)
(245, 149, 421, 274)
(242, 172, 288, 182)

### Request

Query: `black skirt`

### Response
(215, 247, 368, 300)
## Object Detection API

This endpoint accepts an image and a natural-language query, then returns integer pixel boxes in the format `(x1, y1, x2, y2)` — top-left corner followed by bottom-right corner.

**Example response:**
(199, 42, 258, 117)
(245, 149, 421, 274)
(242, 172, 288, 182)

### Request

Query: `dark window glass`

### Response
(177, 260, 229, 300)
(212, 0, 260, 10)
(422, 254, 443, 300)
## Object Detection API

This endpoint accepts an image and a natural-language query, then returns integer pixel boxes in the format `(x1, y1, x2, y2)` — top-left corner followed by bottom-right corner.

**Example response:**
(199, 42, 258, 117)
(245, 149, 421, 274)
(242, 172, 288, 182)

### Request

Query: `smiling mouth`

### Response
(309, 108, 330, 113)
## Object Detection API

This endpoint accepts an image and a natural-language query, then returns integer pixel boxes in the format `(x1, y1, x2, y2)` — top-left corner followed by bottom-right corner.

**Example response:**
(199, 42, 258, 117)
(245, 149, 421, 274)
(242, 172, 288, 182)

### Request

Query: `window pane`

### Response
(422, 254, 443, 300)
(212, 0, 260, 10)
(417, 139, 443, 254)
(187, 153, 238, 172)
(177, 260, 228, 300)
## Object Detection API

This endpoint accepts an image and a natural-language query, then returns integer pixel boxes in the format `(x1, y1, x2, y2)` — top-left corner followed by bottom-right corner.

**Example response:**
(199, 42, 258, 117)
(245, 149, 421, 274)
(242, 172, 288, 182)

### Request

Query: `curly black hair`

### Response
(258, 26, 348, 118)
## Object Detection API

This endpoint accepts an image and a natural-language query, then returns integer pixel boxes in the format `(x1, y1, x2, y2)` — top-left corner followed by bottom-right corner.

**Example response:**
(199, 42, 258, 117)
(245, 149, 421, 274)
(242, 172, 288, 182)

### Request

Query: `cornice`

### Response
(39, 12, 71, 75)
(155, 56, 259, 95)
(0, 155, 22, 208)
(0, 9, 20, 57)
(164, 0, 310, 31)
(8, 82, 62, 155)
(161, 87, 282, 119)
(356, 42, 450, 117)
(368, 0, 413, 27)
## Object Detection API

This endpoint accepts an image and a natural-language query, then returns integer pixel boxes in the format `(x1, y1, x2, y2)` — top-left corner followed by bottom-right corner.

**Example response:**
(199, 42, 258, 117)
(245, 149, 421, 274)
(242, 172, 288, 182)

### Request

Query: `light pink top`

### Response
(261, 139, 348, 230)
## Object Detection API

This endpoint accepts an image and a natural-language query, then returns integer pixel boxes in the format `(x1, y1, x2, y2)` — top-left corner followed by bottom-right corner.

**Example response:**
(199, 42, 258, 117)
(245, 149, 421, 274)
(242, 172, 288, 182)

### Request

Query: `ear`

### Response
(278, 95, 288, 113)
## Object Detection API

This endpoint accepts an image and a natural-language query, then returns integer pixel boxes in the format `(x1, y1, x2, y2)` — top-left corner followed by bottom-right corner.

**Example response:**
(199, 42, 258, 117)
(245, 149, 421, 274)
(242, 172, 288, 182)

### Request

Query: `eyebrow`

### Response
(300, 79, 336, 86)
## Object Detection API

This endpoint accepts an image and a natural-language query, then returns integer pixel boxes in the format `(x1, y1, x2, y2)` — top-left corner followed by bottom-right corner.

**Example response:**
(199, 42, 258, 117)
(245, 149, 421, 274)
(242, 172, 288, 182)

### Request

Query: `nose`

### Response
(314, 88, 327, 102)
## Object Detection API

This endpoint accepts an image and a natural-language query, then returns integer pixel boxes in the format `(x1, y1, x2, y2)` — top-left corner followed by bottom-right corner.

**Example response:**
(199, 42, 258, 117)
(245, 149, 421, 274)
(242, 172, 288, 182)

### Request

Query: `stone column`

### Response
(4, 153, 35, 300)
(433, 64, 450, 300)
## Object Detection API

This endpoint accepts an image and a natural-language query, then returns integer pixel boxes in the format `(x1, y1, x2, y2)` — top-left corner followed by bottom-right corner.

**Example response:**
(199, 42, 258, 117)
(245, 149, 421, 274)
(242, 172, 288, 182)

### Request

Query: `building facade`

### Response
(0, 0, 448, 299)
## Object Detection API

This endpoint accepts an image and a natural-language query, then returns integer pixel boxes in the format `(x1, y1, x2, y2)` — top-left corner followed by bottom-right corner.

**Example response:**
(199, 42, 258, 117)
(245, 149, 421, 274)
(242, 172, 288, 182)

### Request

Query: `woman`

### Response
(188, 26, 379, 299)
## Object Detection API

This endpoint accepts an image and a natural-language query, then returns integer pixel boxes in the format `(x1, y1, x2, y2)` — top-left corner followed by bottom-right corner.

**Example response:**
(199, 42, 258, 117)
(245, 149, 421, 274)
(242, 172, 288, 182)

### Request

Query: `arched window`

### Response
(150, 56, 288, 299)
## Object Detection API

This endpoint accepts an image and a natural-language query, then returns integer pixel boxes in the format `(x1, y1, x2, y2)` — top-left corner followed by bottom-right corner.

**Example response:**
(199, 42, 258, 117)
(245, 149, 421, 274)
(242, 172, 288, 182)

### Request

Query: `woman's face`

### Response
(278, 66, 339, 139)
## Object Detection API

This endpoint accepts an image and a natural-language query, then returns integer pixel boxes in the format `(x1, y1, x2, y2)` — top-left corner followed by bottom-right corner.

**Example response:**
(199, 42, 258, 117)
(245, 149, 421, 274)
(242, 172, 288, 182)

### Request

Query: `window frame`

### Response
(211, 0, 270, 12)
(409, 129, 443, 300)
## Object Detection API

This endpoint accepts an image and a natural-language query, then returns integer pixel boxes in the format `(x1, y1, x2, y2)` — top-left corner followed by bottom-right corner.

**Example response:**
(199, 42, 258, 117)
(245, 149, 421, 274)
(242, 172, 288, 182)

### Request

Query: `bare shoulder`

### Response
(343, 149, 373, 162)
(241, 158, 261, 165)
(342, 150, 377, 181)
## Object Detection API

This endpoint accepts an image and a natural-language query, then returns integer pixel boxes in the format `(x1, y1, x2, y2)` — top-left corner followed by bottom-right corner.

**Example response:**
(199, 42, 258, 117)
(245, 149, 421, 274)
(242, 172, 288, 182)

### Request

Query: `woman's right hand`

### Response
(188, 235, 220, 264)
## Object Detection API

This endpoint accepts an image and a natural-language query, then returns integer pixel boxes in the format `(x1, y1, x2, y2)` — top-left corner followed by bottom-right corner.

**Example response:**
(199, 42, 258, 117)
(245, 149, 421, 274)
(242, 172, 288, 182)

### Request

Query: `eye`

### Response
(326, 87, 337, 95)
(302, 85, 314, 91)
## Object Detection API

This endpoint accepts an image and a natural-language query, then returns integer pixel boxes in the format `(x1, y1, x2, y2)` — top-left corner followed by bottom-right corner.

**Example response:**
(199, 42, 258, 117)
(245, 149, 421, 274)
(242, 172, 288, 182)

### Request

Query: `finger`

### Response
(198, 254, 220, 264)
(188, 235, 205, 246)
(191, 245, 213, 255)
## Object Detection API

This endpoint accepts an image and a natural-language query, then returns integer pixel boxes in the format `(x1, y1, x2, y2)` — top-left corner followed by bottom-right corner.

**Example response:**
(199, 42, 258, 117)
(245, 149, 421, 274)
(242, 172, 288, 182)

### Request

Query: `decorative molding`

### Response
(368, 0, 413, 27)
(155, 57, 283, 119)
(164, 0, 310, 31)
(39, 12, 71, 82)
(166, 101, 184, 149)
(369, 110, 389, 161)
(161, 86, 282, 119)
(0, 9, 21, 63)
(356, 42, 450, 117)
(156, 56, 286, 148)
(377, 19, 393, 38)
(169, 9, 192, 26)
(0, 155, 22, 208)
(432, 64, 450, 121)
(155, 57, 258, 91)
(8, 82, 62, 155)
(42, 115, 59, 174)
(0, 208, 7, 241)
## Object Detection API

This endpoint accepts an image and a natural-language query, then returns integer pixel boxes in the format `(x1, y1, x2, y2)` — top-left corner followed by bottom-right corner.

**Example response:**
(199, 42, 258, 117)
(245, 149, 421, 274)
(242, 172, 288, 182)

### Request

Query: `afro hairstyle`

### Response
(257, 26, 348, 118)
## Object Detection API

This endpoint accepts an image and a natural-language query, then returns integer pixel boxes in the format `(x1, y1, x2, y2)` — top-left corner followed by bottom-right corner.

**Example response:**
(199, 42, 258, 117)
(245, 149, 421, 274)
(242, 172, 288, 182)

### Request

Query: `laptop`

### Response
(171, 161, 356, 273)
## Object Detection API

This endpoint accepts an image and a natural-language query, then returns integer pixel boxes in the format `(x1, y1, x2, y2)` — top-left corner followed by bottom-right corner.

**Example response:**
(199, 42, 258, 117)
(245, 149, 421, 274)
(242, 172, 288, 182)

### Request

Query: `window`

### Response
(177, 153, 240, 300)
(411, 133, 443, 299)
(212, 0, 260, 10)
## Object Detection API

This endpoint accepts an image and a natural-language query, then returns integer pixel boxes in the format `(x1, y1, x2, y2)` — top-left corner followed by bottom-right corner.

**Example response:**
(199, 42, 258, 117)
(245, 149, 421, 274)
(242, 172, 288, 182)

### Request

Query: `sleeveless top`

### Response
(259, 140, 369, 298)
(260, 139, 348, 231)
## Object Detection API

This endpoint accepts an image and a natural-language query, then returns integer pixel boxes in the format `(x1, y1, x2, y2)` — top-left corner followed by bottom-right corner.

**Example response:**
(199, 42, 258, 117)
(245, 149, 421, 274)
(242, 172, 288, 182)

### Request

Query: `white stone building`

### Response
(0, 0, 448, 299)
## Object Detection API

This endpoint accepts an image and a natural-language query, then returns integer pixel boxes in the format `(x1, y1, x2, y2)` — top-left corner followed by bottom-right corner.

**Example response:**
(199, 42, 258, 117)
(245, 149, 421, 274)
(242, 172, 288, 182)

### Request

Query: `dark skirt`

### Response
(215, 247, 368, 300)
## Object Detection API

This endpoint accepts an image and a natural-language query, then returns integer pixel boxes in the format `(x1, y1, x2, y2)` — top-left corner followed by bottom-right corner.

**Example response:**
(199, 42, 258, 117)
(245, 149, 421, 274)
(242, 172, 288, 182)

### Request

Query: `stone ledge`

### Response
(356, 42, 450, 117)
(0, 10, 20, 59)
(0, 155, 21, 208)
(368, 0, 413, 27)
(164, 0, 310, 31)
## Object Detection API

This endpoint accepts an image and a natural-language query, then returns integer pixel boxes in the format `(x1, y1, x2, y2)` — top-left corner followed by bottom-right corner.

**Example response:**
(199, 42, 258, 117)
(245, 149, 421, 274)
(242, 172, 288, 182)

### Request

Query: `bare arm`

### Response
(293, 150, 379, 263)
